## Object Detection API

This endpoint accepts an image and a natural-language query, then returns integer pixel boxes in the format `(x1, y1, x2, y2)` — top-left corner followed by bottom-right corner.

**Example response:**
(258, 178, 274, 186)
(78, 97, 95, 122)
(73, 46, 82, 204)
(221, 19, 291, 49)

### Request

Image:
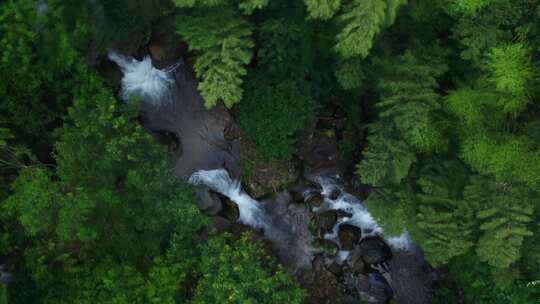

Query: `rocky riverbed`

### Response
(105, 47, 438, 304)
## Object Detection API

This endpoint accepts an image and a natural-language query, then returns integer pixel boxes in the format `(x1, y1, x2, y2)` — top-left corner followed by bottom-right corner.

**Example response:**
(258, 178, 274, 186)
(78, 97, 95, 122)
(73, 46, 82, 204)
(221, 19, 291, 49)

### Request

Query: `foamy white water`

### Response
(188, 169, 268, 230)
(315, 176, 412, 252)
(108, 51, 175, 105)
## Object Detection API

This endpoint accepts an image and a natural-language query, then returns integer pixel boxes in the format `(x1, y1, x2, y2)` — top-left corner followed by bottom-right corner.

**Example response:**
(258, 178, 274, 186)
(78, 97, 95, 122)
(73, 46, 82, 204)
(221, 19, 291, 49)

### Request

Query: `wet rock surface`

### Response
(219, 197, 240, 222)
(141, 62, 241, 180)
(297, 134, 340, 170)
(338, 224, 362, 251)
(360, 237, 391, 265)
(210, 215, 232, 232)
(194, 187, 222, 215)
(316, 211, 338, 234)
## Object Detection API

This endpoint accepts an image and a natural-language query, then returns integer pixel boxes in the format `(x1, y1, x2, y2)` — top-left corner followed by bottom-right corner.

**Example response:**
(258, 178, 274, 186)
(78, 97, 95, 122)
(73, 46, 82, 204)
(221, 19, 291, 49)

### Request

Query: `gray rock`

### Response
(194, 188, 222, 215)
(339, 224, 362, 251)
(360, 237, 391, 265)
(211, 216, 232, 232)
(316, 210, 338, 233)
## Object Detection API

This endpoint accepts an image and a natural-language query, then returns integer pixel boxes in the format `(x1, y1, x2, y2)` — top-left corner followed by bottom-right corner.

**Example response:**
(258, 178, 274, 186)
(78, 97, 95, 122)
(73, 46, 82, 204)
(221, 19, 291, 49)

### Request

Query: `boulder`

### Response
(219, 197, 239, 222)
(211, 216, 232, 232)
(366, 273, 393, 303)
(338, 224, 362, 251)
(360, 237, 391, 265)
(297, 133, 340, 169)
(194, 188, 222, 215)
(326, 260, 344, 277)
(328, 187, 342, 200)
(306, 191, 324, 207)
(349, 246, 367, 274)
(316, 210, 338, 234)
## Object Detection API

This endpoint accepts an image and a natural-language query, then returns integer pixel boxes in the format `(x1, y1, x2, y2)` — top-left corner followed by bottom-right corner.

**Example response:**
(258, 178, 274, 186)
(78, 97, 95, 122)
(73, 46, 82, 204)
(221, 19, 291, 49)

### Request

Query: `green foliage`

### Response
(176, 8, 254, 108)
(4, 168, 58, 237)
(434, 252, 538, 303)
(304, 0, 341, 20)
(192, 233, 305, 304)
(238, 0, 269, 14)
(384, 0, 407, 26)
(239, 79, 316, 160)
(450, 0, 492, 15)
(357, 124, 416, 187)
(0, 0, 83, 147)
(375, 50, 448, 153)
(1, 58, 210, 303)
(410, 161, 475, 266)
(334, 0, 386, 59)
(487, 42, 533, 114)
(465, 176, 535, 272)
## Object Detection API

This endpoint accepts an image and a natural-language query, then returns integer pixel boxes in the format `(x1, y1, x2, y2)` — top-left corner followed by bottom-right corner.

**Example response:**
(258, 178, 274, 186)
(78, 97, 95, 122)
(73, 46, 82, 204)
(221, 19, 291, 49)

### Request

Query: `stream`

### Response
(109, 52, 436, 304)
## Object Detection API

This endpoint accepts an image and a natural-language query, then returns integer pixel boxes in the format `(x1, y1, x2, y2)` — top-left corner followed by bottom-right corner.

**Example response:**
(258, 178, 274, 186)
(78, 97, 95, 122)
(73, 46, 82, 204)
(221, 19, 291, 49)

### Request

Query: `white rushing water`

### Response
(188, 169, 268, 230)
(314, 176, 412, 251)
(189, 169, 412, 255)
(108, 52, 176, 105)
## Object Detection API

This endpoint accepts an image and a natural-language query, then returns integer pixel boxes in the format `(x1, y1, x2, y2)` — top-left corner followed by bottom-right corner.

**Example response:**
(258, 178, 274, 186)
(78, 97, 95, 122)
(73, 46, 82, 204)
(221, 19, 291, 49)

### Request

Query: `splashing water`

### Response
(188, 169, 268, 230)
(189, 169, 315, 269)
(108, 52, 176, 105)
(313, 176, 412, 252)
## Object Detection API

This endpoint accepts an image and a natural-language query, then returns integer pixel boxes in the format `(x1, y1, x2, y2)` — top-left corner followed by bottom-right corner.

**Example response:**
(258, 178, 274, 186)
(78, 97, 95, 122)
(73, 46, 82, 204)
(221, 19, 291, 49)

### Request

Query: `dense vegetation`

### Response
(1, 0, 540, 302)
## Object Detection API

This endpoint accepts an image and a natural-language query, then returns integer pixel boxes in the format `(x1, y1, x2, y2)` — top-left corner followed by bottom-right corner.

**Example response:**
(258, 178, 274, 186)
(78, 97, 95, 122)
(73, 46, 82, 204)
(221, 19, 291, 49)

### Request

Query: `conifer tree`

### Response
(464, 176, 535, 272)
(334, 0, 386, 59)
(409, 161, 475, 266)
(303, 0, 341, 20)
(375, 50, 448, 153)
(357, 123, 416, 187)
(176, 8, 254, 108)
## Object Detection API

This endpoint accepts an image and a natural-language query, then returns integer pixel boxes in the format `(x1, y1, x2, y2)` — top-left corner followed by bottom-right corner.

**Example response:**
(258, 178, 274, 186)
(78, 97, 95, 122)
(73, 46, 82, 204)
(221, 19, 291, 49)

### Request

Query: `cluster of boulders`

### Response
(289, 180, 394, 304)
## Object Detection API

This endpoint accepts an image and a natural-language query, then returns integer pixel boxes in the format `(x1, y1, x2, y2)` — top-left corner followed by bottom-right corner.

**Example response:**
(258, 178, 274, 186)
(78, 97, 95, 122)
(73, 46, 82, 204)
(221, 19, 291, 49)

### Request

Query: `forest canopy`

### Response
(1, 0, 540, 303)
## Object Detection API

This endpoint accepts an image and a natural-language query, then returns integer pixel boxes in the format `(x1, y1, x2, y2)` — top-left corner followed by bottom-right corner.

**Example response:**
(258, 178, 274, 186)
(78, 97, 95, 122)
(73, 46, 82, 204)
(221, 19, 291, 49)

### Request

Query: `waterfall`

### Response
(189, 169, 315, 269)
(188, 169, 268, 230)
(108, 52, 177, 105)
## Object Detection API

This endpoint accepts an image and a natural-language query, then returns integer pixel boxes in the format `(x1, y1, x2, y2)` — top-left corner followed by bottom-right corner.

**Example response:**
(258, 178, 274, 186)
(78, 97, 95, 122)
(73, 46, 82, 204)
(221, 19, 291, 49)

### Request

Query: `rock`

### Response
(151, 129, 180, 152)
(347, 273, 392, 304)
(308, 269, 340, 303)
(360, 237, 391, 265)
(211, 216, 232, 232)
(97, 58, 123, 90)
(349, 246, 366, 274)
(147, 28, 189, 69)
(312, 254, 325, 273)
(316, 210, 338, 234)
(367, 273, 393, 303)
(194, 188, 222, 215)
(326, 260, 344, 277)
(336, 210, 353, 218)
(306, 191, 324, 207)
(351, 273, 371, 293)
(297, 133, 340, 169)
(388, 246, 437, 304)
(338, 224, 362, 251)
(148, 43, 166, 64)
(329, 187, 341, 200)
(224, 121, 244, 141)
(219, 197, 239, 222)
(241, 141, 300, 198)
